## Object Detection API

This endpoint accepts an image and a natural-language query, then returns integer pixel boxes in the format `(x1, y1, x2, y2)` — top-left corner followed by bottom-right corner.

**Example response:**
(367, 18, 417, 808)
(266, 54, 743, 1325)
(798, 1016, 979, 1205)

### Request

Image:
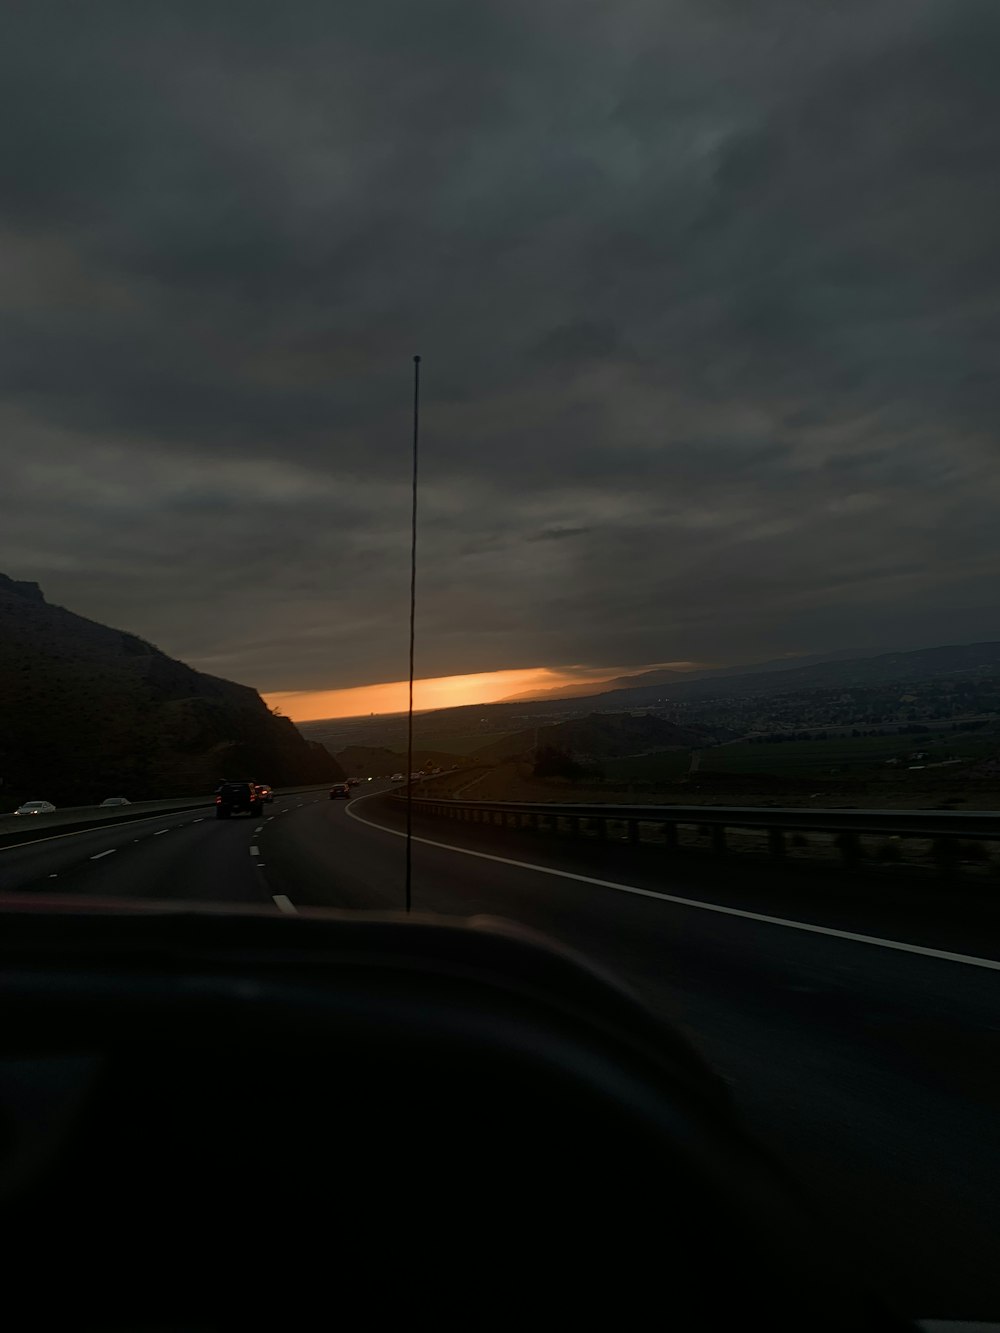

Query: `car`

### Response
(347, 777, 361, 788)
(13, 801, 56, 816)
(214, 782, 263, 819)
(410, 772, 421, 781)
(254, 784, 274, 803)
(390, 773, 404, 782)
(329, 783, 351, 799)
(100, 797, 130, 808)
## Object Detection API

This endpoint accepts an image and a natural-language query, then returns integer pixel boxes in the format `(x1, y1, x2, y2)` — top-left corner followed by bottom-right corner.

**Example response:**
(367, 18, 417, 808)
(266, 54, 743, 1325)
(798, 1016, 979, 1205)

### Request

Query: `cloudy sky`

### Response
(2, 0, 999, 716)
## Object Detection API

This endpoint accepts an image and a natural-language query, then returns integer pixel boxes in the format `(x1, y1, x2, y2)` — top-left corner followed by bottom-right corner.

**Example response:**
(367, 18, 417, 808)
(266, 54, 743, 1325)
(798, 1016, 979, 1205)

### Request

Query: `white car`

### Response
(14, 801, 56, 816)
(391, 773, 405, 781)
(100, 797, 130, 808)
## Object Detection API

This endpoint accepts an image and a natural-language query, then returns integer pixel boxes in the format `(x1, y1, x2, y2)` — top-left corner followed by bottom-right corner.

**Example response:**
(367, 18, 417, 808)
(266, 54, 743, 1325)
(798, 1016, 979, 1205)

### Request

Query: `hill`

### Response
(0, 574, 343, 806)
(335, 745, 458, 779)
(470, 712, 725, 765)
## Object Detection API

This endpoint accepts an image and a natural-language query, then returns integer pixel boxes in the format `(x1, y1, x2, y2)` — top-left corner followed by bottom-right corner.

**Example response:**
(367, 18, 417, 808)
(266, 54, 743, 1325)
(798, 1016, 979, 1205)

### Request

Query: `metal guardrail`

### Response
(398, 795, 1000, 866)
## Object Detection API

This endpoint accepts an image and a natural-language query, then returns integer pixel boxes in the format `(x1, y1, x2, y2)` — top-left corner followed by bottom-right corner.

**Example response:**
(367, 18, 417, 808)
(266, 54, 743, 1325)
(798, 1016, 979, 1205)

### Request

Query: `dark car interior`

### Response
(0, 903, 915, 1330)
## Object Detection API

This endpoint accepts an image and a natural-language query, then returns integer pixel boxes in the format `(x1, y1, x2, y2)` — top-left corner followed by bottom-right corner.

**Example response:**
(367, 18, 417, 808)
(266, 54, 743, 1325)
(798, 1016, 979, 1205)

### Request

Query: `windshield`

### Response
(1, 2, 998, 1322)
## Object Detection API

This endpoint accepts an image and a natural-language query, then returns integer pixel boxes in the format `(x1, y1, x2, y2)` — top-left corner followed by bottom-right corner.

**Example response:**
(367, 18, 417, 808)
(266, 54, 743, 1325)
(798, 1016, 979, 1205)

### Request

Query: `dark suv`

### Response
(215, 782, 263, 819)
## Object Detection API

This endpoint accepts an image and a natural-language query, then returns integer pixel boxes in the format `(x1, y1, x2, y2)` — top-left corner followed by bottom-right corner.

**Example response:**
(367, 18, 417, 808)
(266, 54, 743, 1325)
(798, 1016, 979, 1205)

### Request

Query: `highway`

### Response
(2, 780, 999, 1320)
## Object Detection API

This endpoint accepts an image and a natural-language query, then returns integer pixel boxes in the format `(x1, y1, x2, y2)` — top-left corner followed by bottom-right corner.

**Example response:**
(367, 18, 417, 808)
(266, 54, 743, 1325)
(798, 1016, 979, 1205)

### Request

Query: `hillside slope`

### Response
(471, 712, 723, 765)
(0, 575, 343, 805)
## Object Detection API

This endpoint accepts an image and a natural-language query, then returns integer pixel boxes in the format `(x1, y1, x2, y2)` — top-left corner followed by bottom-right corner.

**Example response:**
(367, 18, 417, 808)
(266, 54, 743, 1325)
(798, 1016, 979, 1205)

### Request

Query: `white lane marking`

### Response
(266, 817, 274, 822)
(90, 849, 116, 860)
(193, 818, 204, 824)
(254, 825, 263, 833)
(257, 863, 266, 868)
(0, 808, 213, 853)
(154, 829, 168, 836)
(272, 894, 297, 914)
(249, 846, 260, 856)
(49, 873, 58, 878)
(345, 801, 1000, 974)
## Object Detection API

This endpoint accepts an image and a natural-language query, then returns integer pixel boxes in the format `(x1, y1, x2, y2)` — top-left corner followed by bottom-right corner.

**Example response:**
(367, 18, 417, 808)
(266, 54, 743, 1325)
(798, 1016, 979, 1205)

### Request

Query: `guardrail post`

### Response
(837, 831, 861, 868)
(712, 825, 726, 855)
(768, 828, 785, 859)
(932, 837, 961, 874)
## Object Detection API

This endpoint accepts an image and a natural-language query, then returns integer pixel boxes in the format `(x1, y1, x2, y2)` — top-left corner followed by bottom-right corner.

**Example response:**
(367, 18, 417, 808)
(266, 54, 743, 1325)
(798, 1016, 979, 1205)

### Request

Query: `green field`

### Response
(601, 750, 693, 781)
(700, 732, 996, 777)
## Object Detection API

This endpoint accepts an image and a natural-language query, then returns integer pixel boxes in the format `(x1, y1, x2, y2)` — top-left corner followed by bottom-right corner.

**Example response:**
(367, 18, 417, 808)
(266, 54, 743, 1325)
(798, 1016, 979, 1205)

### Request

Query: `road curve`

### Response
(3, 781, 999, 1320)
(261, 787, 1000, 1322)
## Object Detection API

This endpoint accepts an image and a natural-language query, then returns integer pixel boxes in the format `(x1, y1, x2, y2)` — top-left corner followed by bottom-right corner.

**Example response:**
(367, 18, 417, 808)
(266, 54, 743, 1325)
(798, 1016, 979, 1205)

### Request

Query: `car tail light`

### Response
(215, 795, 222, 803)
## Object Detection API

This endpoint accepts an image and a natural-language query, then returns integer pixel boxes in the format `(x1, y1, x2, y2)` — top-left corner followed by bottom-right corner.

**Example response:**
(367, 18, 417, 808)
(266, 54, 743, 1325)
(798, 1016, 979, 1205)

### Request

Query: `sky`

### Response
(265, 665, 618, 721)
(2, 0, 1000, 714)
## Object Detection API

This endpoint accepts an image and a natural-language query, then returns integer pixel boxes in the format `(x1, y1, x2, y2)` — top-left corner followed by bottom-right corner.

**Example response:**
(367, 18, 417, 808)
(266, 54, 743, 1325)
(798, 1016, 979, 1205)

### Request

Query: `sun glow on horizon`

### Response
(265, 666, 618, 722)
(264, 659, 713, 722)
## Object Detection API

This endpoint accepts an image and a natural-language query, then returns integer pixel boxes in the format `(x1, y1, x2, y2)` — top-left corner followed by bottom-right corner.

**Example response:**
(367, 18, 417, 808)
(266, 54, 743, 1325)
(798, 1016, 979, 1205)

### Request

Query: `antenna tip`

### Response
(413, 354, 421, 363)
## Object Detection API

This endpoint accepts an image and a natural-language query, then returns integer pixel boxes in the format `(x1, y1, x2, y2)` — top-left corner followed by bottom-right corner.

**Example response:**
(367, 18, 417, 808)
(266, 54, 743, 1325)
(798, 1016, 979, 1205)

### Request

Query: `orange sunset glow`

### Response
(264, 666, 621, 723)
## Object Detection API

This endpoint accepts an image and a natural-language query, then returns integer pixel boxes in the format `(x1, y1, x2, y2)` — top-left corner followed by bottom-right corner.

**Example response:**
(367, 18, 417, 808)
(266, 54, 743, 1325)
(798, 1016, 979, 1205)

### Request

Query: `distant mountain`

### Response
(592, 640, 1000, 708)
(0, 574, 343, 806)
(500, 649, 863, 704)
(500, 669, 691, 703)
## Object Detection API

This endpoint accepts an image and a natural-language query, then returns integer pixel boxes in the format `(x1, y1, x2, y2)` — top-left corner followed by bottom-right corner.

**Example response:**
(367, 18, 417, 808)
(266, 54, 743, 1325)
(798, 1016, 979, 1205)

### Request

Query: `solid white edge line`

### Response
(89, 849, 116, 860)
(345, 799, 1000, 973)
(272, 894, 297, 914)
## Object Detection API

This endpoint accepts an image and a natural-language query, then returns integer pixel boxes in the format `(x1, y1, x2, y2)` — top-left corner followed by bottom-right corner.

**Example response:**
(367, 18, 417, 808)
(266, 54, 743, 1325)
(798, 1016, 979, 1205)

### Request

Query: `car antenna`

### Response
(405, 354, 421, 913)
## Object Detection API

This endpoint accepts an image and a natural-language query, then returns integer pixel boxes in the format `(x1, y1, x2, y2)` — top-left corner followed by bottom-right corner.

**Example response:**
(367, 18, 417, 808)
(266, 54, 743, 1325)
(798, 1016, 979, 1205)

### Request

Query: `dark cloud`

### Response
(530, 527, 592, 542)
(1, 0, 999, 695)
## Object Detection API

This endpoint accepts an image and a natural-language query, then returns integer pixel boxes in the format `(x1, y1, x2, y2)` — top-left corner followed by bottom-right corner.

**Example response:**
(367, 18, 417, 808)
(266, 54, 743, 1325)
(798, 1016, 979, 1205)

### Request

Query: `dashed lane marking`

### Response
(0, 807, 213, 854)
(90, 849, 116, 860)
(153, 829, 169, 836)
(272, 895, 297, 914)
(249, 846, 260, 856)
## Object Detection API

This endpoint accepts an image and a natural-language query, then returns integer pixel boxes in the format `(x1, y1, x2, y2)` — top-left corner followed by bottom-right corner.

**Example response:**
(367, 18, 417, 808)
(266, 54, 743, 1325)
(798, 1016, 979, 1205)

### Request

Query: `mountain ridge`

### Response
(0, 573, 343, 805)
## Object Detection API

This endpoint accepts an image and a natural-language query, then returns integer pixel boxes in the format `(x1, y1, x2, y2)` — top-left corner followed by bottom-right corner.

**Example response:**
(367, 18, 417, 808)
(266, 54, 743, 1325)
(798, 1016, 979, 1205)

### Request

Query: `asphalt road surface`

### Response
(3, 781, 999, 1322)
